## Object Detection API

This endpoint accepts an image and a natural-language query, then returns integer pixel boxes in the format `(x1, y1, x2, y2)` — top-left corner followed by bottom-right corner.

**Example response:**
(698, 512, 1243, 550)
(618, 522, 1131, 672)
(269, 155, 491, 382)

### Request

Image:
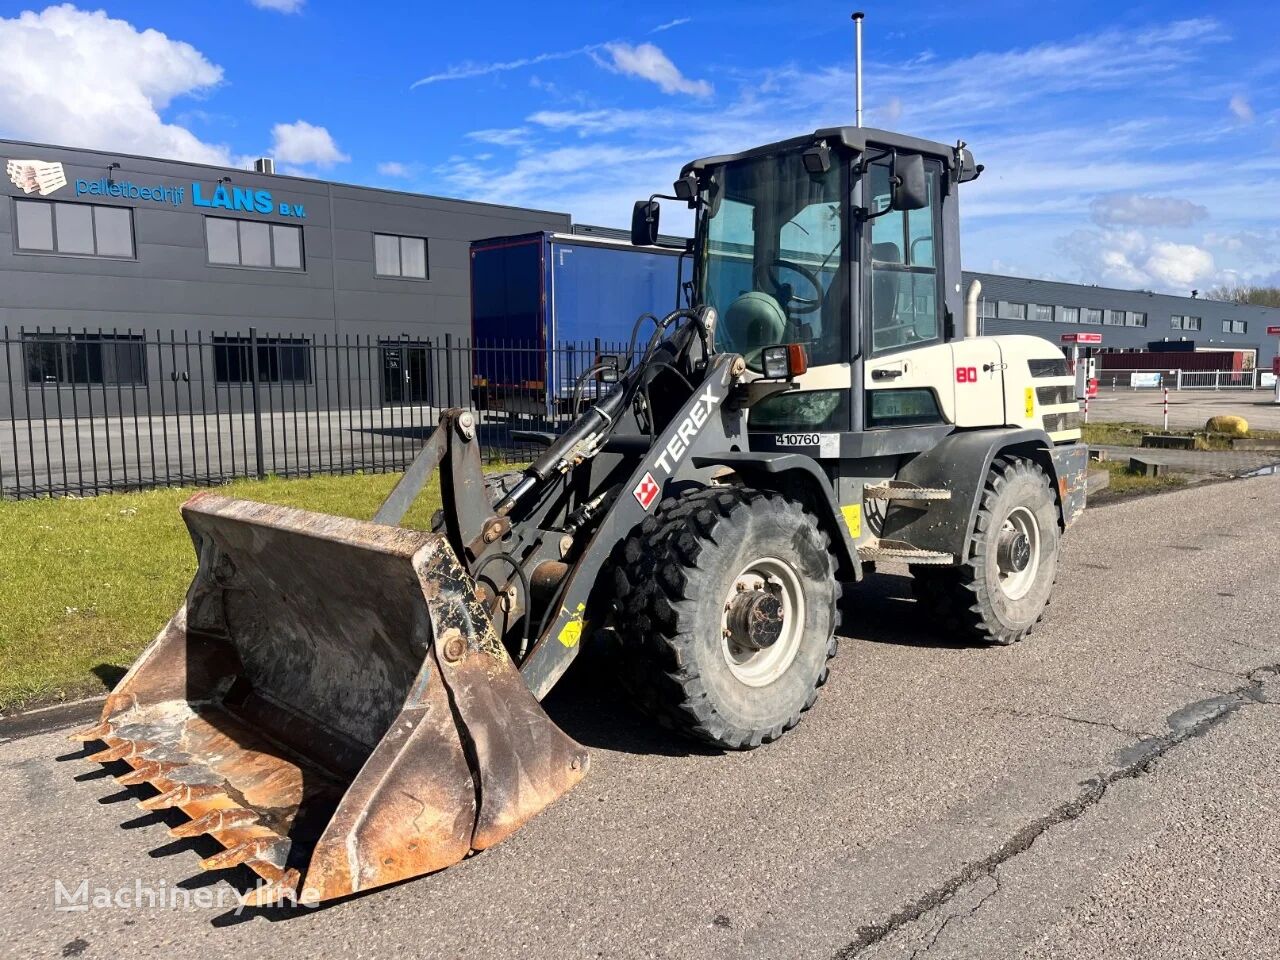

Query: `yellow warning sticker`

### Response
(1024, 387, 1035, 419)
(841, 503, 862, 540)
(557, 603, 586, 648)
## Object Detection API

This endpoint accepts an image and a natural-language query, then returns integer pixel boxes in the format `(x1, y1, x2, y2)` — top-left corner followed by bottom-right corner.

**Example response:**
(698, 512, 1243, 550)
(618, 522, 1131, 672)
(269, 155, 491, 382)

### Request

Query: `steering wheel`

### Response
(756, 258, 824, 316)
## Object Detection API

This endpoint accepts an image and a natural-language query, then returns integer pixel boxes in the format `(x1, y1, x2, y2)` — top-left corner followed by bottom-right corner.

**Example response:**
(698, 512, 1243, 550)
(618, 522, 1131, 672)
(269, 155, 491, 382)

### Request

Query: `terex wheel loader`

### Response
(72, 127, 1088, 906)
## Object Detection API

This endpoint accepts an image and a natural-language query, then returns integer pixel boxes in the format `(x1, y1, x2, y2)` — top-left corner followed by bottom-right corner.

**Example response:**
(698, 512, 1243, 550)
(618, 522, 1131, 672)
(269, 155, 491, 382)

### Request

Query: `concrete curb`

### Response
(0, 695, 105, 744)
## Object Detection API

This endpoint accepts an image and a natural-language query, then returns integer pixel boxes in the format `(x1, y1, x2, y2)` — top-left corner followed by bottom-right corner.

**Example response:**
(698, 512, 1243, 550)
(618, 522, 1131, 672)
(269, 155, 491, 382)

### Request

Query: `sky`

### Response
(0, 1, 1277, 295)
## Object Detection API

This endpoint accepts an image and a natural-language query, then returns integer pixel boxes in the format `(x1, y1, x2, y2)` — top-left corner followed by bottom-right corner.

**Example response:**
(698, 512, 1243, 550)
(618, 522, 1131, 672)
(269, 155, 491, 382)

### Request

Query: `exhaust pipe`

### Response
(964, 279, 982, 339)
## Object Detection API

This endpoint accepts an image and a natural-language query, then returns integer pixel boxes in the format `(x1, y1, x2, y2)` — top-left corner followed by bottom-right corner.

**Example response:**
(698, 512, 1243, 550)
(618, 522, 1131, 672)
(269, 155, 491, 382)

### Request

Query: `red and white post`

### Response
(1268, 325, 1280, 405)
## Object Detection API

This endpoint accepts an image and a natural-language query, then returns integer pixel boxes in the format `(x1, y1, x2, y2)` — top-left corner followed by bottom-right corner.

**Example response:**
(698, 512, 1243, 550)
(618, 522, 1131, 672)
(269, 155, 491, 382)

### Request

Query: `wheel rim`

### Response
(996, 506, 1041, 601)
(720, 557, 805, 687)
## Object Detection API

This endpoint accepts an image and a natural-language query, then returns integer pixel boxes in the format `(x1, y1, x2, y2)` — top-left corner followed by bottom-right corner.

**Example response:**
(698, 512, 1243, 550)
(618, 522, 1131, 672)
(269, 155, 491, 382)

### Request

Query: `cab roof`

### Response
(681, 126, 979, 181)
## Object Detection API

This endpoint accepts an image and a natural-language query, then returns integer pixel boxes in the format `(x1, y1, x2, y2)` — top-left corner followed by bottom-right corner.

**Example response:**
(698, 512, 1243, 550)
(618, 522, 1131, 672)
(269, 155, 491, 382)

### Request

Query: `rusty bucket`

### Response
(71, 493, 587, 906)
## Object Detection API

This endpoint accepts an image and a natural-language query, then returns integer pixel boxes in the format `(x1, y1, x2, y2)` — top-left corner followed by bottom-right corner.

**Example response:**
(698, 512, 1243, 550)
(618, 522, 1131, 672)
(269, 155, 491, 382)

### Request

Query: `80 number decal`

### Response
(955, 366, 978, 384)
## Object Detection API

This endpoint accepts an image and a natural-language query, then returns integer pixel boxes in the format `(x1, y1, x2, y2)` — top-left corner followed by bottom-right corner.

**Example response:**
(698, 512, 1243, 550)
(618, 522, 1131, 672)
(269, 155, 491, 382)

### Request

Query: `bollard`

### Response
(1163, 387, 1169, 432)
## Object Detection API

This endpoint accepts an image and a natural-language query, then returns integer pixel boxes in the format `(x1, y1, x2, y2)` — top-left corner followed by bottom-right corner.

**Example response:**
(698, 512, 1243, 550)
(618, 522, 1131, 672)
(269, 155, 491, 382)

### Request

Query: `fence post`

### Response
(444, 332, 455, 408)
(249, 326, 265, 479)
(1175, 369, 1182, 391)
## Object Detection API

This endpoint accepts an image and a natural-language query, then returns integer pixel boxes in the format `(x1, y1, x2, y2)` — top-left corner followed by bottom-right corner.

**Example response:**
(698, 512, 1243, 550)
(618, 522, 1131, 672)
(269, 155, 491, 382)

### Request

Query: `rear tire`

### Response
(613, 486, 839, 750)
(910, 456, 1059, 645)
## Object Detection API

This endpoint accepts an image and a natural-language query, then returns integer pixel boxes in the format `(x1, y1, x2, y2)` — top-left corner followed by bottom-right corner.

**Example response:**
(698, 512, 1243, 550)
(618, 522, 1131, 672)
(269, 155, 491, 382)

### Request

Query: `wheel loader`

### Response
(71, 126, 1088, 906)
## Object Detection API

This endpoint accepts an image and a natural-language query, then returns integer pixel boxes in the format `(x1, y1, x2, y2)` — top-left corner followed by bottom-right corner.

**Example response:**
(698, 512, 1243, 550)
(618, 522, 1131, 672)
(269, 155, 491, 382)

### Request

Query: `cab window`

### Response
(866, 157, 943, 353)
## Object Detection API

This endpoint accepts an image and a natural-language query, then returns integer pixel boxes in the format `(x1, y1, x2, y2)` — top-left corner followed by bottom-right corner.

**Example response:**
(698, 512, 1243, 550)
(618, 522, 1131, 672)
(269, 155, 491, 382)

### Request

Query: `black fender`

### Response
(690, 451, 861, 581)
(880, 427, 1080, 557)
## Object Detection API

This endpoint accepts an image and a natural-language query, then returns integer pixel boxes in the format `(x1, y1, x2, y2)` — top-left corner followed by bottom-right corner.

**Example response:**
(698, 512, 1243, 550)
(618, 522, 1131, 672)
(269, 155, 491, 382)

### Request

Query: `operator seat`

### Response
(871, 241, 902, 350)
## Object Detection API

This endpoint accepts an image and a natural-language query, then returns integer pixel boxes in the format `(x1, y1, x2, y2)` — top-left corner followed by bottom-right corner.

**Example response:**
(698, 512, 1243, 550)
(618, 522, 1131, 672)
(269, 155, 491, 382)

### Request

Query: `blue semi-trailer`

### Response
(469, 231, 686, 415)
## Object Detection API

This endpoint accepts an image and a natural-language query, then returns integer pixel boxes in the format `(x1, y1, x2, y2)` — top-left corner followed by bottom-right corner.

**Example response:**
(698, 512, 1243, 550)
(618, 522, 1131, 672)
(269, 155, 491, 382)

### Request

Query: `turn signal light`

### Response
(761, 343, 808, 380)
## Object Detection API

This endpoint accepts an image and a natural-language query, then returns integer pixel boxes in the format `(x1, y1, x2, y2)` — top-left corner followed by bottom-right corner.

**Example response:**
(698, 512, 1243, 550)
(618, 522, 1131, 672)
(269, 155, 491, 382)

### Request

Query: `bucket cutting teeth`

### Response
(199, 837, 288, 872)
(239, 869, 301, 908)
(169, 808, 260, 839)
(68, 721, 113, 742)
(114, 760, 173, 786)
(88, 742, 139, 763)
(138, 783, 226, 811)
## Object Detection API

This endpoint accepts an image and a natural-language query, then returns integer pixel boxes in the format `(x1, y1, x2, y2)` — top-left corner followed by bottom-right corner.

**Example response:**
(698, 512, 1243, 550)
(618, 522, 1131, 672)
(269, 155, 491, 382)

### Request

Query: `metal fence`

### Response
(1, 326, 626, 499)
(1098, 368, 1274, 391)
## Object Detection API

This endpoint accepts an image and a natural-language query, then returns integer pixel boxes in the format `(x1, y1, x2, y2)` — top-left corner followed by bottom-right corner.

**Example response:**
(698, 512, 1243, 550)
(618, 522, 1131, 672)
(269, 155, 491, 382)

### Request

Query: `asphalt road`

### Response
(1093, 388, 1280, 432)
(2, 474, 1278, 959)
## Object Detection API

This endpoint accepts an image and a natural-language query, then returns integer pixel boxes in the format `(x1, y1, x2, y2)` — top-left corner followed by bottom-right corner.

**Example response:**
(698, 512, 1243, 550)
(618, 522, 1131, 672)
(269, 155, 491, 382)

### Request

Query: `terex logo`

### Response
(654, 386, 720, 475)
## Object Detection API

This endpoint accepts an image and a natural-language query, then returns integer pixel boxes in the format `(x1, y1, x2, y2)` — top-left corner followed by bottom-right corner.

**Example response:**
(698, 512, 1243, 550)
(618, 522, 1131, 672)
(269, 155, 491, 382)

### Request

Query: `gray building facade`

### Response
(1, 138, 569, 416)
(965, 271, 1280, 369)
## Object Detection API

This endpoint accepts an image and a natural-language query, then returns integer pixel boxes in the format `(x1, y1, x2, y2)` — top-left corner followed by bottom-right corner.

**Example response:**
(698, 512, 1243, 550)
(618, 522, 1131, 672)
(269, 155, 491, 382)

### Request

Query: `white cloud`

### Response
(411, 44, 602, 88)
(466, 126, 533, 147)
(376, 161, 411, 177)
(0, 4, 230, 163)
(1089, 193, 1209, 228)
(1228, 93, 1254, 122)
(269, 120, 348, 168)
(651, 18, 690, 33)
(1059, 229, 1215, 290)
(600, 42, 712, 97)
(249, 0, 304, 12)
(440, 16, 1280, 289)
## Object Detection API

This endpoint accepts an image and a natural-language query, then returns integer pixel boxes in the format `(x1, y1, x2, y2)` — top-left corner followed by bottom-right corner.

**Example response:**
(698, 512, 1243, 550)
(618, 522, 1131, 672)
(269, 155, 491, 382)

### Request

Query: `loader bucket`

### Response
(71, 492, 588, 906)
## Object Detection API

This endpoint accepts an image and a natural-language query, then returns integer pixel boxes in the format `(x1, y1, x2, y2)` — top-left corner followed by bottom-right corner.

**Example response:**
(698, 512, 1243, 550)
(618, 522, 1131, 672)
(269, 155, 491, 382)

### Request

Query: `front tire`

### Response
(614, 486, 839, 749)
(911, 457, 1059, 645)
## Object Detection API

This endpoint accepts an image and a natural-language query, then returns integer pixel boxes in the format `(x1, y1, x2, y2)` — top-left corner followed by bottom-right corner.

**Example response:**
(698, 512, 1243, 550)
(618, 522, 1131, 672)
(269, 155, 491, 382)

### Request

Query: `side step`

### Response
(857, 538, 953, 565)
(863, 481, 951, 501)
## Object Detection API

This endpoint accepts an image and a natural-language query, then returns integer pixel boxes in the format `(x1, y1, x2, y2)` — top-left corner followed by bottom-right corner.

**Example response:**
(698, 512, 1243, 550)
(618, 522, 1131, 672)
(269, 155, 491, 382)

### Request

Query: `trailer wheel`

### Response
(911, 456, 1058, 645)
(614, 486, 839, 749)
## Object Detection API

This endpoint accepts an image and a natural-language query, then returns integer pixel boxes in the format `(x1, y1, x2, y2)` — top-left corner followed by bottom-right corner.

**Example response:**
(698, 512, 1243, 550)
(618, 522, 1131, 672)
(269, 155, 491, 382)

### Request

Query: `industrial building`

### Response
(966, 271, 1279, 370)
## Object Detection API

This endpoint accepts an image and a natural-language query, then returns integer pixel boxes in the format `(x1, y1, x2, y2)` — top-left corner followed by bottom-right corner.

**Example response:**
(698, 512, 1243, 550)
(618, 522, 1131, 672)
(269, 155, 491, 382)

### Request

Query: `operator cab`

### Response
(634, 127, 981, 437)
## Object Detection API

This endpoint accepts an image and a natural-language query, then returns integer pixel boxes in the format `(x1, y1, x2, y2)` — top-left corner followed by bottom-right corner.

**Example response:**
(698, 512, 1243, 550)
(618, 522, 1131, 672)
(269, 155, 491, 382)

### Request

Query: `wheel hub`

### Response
(997, 530, 1031, 573)
(726, 591, 784, 651)
(995, 506, 1042, 601)
(720, 557, 806, 687)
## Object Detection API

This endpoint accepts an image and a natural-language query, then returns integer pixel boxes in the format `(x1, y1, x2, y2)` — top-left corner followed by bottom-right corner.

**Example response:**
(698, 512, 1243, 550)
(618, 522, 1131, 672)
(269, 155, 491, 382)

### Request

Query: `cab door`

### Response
(861, 154, 953, 430)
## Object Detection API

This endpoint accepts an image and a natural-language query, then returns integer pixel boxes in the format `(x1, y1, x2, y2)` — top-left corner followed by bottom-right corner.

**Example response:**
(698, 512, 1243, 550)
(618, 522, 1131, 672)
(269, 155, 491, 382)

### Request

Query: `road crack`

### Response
(833, 661, 1280, 959)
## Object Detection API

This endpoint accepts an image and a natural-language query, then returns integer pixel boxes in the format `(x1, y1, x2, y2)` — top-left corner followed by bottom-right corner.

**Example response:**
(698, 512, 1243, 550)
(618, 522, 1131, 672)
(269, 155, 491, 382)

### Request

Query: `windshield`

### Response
(697, 150, 847, 368)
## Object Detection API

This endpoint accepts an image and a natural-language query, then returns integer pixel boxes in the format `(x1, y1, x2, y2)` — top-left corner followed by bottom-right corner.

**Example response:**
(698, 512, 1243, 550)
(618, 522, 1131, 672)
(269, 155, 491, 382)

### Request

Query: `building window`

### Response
(205, 217, 304, 270)
(997, 301, 1025, 320)
(1057, 306, 1079, 324)
(1126, 311, 1148, 327)
(1171, 315, 1202, 331)
(1083, 307, 1103, 325)
(14, 199, 134, 258)
(374, 233, 428, 279)
(1104, 309, 1126, 325)
(22, 332, 146, 385)
(1032, 304, 1054, 322)
(978, 299, 996, 319)
(212, 336, 311, 383)
(1222, 319, 1248, 334)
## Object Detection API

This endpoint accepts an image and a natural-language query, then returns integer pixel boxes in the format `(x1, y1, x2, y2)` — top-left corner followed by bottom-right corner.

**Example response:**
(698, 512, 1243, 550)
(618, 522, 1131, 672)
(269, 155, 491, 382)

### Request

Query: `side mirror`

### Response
(891, 154, 928, 211)
(630, 200, 660, 246)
